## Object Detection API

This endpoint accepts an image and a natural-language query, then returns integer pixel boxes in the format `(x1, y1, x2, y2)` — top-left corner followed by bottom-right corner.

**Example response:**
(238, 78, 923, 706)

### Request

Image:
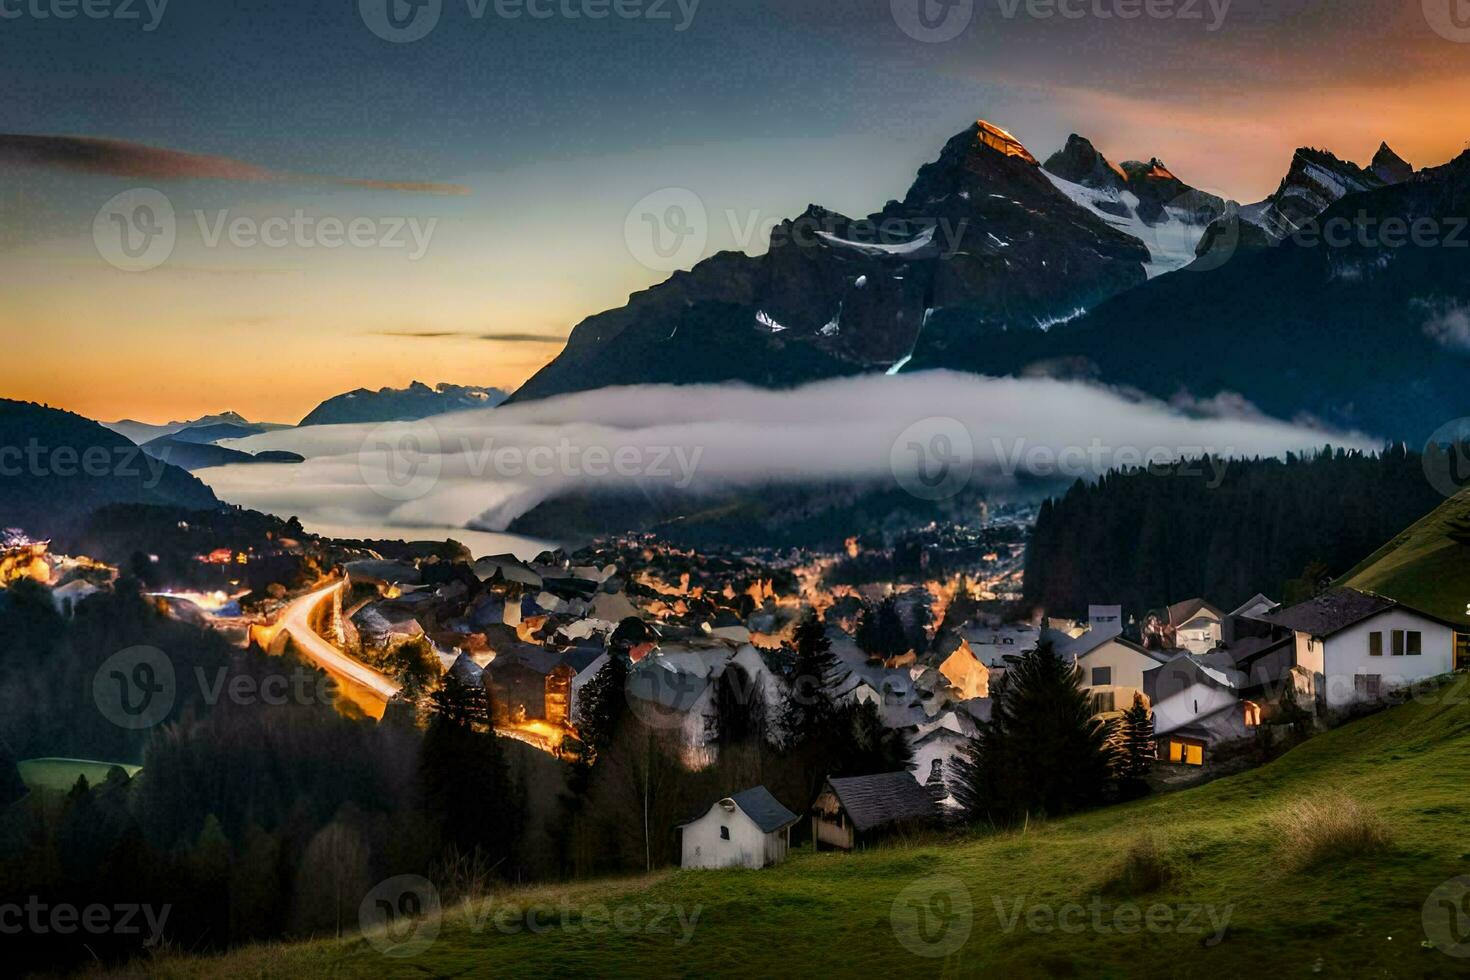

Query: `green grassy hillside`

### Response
(17, 758, 141, 794)
(1342, 487, 1470, 627)
(117, 675, 1470, 979)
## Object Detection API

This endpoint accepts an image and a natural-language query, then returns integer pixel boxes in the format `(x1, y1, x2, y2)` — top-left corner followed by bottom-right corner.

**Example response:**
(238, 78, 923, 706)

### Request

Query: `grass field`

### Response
(17, 758, 141, 794)
(111, 674, 1470, 979)
(1343, 486, 1470, 627)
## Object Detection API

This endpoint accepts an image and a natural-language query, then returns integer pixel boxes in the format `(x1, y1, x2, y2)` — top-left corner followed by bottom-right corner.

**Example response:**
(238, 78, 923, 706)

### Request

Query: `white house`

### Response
(1063, 631, 1171, 718)
(679, 786, 799, 869)
(1264, 588, 1465, 709)
(907, 711, 978, 807)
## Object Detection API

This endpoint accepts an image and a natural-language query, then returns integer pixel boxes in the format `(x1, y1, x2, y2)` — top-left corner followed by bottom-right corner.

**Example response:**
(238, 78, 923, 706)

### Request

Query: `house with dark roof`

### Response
(678, 786, 800, 869)
(1144, 652, 1253, 766)
(811, 772, 941, 850)
(1263, 588, 1466, 709)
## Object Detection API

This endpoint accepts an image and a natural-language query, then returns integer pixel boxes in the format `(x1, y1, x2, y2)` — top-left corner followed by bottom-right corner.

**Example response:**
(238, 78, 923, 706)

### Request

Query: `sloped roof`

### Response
(1168, 598, 1224, 628)
(1062, 630, 1170, 663)
(1228, 593, 1278, 621)
(825, 772, 939, 832)
(730, 786, 800, 833)
(1262, 588, 1394, 637)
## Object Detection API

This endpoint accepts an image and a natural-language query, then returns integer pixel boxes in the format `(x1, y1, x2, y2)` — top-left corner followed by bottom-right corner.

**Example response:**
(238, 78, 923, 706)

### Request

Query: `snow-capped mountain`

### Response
(510, 120, 1152, 402)
(1041, 134, 1230, 277)
(1196, 143, 1415, 258)
(104, 411, 290, 446)
(928, 145, 1470, 443)
(298, 381, 508, 426)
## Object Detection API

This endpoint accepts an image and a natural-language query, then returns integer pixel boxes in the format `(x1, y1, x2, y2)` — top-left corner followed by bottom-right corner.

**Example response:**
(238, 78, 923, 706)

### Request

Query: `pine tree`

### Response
(876, 596, 909, 658)
(853, 601, 880, 657)
(573, 653, 629, 762)
(780, 611, 838, 747)
(1119, 692, 1155, 792)
(950, 641, 1114, 825)
(706, 662, 767, 748)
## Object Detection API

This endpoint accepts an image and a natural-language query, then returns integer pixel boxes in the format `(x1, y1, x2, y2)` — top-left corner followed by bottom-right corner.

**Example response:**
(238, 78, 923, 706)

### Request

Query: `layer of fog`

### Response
(198, 371, 1374, 552)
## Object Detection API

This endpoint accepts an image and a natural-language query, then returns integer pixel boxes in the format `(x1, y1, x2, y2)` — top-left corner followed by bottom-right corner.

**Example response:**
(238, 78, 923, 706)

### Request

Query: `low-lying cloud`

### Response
(201, 371, 1373, 548)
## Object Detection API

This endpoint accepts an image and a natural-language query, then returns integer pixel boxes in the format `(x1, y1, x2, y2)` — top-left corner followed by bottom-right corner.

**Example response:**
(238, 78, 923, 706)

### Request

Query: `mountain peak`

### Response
(1043, 134, 1127, 189)
(1371, 141, 1413, 184)
(972, 119, 1039, 165)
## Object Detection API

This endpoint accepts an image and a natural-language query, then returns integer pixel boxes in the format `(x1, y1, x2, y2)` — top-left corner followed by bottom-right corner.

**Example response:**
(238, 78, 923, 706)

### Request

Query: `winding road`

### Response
(276, 582, 401, 702)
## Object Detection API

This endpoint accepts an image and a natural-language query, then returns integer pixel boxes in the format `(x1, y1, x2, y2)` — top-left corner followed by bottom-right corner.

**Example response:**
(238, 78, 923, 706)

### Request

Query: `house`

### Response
(1086, 604, 1123, 640)
(906, 712, 978, 807)
(1062, 631, 1171, 718)
(1167, 599, 1226, 655)
(678, 786, 799, 869)
(1144, 653, 1253, 766)
(1262, 588, 1466, 709)
(811, 772, 941, 850)
(1223, 593, 1278, 644)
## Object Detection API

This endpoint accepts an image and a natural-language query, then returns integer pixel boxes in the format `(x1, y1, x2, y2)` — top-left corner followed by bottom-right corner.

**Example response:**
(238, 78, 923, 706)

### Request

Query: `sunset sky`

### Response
(3, 0, 1468, 424)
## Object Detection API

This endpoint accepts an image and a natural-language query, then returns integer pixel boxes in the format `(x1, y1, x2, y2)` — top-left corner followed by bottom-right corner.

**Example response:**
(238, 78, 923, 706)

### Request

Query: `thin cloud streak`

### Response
(0, 134, 469, 195)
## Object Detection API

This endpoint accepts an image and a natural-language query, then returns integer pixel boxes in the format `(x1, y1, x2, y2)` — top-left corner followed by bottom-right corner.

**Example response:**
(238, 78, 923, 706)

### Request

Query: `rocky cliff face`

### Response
(509, 120, 1152, 403)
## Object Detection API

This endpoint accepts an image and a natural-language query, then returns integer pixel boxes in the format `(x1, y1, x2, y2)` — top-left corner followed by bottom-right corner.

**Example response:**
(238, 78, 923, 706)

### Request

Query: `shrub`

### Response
(1271, 793, 1390, 871)
(1102, 835, 1175, 896)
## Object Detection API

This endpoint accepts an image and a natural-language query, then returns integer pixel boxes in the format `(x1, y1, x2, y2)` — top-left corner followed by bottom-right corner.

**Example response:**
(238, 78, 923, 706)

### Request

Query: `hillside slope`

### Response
(1343, 486, 1470, 627)
(132, 676, 1470, 978)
